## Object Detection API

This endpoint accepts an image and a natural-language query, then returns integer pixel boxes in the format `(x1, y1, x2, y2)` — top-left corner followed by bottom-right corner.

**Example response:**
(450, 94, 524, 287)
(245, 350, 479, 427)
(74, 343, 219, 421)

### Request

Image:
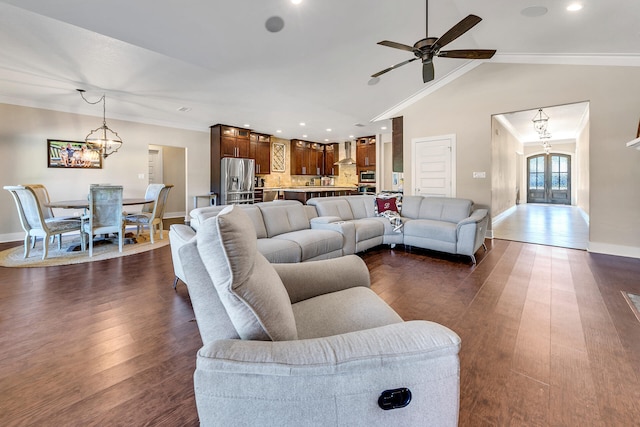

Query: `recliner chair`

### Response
(178, 205, 461, 426)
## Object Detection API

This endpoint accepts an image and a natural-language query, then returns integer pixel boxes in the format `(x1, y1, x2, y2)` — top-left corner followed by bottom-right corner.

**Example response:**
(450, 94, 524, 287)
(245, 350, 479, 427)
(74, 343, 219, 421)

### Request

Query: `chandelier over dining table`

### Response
(77, 89, 123, 158)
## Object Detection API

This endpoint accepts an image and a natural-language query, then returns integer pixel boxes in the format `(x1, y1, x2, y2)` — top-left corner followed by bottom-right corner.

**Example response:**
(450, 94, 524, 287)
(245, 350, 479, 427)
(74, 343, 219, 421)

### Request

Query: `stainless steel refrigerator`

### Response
(220, 157, 255, 205)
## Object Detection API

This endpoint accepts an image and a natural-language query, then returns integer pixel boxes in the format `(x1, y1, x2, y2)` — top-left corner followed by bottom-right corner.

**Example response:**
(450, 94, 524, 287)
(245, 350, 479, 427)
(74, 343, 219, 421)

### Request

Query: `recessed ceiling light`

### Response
(566, 3, 583, 11)
(520, 6, 548, 17)
(299, 122, 306, 126)
(381, 126, 387, 130)
(302, 134, 308, 138)
(291, 0, 302, 4)
(244, 123, 250, 127)
(276, 129, 282, 133)
(349, 135, 354, 138)
(326, 128, 332, 132)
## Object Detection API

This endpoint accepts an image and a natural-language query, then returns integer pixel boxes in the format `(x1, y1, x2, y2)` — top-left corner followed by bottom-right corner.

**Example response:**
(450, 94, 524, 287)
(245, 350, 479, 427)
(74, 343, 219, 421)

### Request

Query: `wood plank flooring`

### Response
(1, 239, 639, 426)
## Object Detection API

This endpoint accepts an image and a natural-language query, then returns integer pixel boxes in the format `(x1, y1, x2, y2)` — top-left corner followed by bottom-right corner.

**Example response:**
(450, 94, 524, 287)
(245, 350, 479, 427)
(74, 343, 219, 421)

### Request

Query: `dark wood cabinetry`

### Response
(356, 136, 376, 168)
(217, 125, 250, 158)
(392, 116, 403, 172)
(290, 140, 310, 175)
(323, 143, 339, 176)
(211, 123, 260, 195)
(250, 132, 271, 175)
(291, 139, 328, 176)
(309, 143, 324, 176)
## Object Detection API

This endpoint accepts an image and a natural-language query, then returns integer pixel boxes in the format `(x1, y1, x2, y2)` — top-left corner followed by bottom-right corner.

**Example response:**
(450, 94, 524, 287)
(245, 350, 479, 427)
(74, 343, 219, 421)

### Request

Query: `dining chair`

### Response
(22, 183, 77, 247)
(124, 184, 173, 244)
(3, 185, 85, 259)
(81, 185, 124, 257)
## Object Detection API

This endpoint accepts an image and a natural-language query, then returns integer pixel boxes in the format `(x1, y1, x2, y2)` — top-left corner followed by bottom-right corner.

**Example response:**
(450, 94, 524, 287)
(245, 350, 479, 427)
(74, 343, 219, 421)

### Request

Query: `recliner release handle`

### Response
(378, 388, 412, 410)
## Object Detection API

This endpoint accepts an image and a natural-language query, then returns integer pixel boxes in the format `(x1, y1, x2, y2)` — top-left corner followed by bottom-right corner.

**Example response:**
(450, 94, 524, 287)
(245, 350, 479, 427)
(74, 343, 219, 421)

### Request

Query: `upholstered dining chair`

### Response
(81, 185, 124, 257)
(124, 184, 173, 244)
(4, 185, 85, 259)
(22, 183, 77, 247)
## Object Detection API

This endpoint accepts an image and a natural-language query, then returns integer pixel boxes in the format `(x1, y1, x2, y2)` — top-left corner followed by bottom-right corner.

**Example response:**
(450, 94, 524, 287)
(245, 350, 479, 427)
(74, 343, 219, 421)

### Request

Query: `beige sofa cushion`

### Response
(197, 205, 298, 341)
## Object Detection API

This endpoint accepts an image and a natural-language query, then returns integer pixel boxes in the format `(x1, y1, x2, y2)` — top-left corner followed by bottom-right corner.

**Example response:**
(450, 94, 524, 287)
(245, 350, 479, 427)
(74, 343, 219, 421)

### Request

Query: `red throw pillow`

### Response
(376, 197, 398, 213)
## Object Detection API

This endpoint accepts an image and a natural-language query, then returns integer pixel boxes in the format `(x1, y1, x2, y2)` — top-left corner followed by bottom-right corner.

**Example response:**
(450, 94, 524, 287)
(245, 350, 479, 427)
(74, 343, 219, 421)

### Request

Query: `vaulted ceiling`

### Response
(0, 0, 638, 143)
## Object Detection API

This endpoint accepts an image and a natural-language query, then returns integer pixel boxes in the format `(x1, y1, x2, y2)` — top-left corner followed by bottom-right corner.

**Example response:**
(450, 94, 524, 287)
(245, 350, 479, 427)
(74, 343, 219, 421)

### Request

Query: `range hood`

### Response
(334, 141, 355, 165)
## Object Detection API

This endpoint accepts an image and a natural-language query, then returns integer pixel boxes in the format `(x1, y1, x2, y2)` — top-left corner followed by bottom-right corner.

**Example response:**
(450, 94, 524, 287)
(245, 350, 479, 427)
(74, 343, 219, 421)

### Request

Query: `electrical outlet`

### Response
(138, 173, 145, 179)
(473, 171, 486, 179)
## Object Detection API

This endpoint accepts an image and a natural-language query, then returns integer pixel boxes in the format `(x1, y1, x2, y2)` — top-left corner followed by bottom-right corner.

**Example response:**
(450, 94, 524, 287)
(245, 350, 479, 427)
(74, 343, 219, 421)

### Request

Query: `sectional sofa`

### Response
(169, 195, 489, 287)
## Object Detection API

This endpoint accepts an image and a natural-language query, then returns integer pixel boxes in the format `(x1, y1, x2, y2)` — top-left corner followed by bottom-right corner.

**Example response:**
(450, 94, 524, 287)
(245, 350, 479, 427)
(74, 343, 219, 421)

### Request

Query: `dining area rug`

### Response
(0, 231, 169, 268)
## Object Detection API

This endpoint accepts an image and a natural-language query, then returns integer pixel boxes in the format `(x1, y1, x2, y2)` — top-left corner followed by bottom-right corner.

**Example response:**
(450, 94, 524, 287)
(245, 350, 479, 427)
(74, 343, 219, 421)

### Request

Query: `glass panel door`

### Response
(527, 154, 571, 204)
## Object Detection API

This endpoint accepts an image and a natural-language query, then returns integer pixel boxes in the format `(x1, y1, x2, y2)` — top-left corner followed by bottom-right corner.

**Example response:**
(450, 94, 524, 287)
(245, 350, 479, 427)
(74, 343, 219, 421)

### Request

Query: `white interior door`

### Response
(412, 135, 455, 197)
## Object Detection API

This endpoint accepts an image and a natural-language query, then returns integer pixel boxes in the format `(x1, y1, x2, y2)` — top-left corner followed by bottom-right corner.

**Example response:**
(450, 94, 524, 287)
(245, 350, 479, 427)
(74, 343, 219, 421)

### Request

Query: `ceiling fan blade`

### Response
(377, 40, 418, 53)
(371, 57, 419, 78)
(438, 49, 496, 59)
(434, 14, 482, 49)
(422, 61, 434, 83)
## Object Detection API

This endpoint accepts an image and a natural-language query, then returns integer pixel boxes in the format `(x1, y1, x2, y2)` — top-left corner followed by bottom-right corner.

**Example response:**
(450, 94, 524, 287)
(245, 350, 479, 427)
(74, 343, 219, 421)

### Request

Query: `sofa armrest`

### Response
(456, 209, 489, 259)
(310, 217, 356, 255)
(273, 255, 370, 303)
(456, 208, 488, 229)
(169, 224, 196, 284)
(194, 321, 461, 427)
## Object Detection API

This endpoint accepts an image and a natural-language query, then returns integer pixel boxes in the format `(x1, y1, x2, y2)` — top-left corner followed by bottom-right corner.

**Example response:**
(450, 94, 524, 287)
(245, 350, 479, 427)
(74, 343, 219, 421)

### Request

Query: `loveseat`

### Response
(179, 205, 462, 426)
(308, 195, 488, 263)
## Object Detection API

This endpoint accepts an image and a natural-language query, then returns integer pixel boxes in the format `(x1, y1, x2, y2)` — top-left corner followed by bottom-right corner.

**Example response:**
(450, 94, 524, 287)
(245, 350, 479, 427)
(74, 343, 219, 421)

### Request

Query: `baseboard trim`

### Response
(588, 242, 640, 259)
(491, 205, 517, 227)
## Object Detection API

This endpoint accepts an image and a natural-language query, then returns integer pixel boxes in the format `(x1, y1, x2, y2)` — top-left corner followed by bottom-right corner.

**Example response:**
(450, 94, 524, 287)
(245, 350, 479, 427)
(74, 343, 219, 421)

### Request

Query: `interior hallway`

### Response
(492, 204, 589, 250)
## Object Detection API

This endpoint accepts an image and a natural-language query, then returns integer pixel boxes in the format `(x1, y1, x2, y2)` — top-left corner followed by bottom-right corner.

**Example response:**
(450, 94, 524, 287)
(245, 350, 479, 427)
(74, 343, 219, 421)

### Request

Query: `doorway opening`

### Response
(148, 144, 187, 220)
(491, 101, 590, 249)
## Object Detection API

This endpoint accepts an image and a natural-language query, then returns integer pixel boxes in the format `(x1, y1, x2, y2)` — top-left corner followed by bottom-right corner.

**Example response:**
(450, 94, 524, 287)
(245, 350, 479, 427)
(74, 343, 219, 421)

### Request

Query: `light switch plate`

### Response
(473, 171, 486, 178)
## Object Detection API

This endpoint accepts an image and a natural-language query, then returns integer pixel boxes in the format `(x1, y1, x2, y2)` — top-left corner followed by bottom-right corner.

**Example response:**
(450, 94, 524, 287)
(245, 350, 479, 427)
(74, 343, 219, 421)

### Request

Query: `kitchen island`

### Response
(255, 186, 359, 203)
(283, 186, 358, 203)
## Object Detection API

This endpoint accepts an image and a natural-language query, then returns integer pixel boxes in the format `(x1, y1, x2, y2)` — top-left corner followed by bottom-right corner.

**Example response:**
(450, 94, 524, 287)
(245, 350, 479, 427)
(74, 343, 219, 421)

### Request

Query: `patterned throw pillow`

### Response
(375, 197, 398, 214)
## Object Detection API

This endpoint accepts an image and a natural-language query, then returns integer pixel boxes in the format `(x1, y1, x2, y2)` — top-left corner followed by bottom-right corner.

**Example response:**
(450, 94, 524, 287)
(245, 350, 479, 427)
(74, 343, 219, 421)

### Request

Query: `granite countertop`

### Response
(255, 186, 357, 192)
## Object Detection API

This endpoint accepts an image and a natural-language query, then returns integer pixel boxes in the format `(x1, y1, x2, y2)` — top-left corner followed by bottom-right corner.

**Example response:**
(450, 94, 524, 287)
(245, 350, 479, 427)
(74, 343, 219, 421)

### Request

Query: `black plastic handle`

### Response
(378, 388, 412, 410)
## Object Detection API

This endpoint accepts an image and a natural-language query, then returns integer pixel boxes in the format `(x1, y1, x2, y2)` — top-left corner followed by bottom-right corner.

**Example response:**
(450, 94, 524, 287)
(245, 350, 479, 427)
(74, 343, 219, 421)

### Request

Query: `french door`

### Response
(527, 154, 570, 204)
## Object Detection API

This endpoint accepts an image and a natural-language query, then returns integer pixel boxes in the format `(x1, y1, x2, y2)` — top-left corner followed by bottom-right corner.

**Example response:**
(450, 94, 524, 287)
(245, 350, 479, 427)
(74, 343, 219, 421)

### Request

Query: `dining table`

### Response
(47, 198, 154, 251)
(47, 198, 154, 209)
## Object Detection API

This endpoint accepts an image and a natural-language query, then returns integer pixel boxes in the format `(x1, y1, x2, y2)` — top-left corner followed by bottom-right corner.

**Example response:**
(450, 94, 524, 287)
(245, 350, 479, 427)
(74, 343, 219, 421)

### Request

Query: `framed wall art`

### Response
(47, 139, 102, 169)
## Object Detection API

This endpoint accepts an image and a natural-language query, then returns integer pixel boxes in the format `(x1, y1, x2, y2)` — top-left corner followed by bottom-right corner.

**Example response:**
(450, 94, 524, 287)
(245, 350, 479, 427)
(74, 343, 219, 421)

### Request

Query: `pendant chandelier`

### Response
(77, 89, 123, 158)
(532, 108, 549, 135)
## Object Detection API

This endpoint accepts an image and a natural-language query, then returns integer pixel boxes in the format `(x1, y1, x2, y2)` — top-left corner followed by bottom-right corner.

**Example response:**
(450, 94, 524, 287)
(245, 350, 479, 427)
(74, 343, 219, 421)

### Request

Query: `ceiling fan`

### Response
(371, 0, 496, 83)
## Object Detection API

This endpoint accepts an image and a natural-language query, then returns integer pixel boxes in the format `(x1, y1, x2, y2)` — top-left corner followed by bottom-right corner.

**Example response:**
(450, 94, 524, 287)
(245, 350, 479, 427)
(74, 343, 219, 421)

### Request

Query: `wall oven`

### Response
(359, 170, 376, 183)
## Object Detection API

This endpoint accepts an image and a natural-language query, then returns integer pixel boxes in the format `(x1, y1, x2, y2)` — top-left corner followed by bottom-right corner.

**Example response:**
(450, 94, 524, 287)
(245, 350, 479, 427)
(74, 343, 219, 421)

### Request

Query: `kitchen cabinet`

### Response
(290, 139, 310, 175)
(250, 132, 271, 175)
(324, 143, 339, 176)
(356, 136, 376, 168)
(216, 125, 250, 158)
(309, 143, 324, 176)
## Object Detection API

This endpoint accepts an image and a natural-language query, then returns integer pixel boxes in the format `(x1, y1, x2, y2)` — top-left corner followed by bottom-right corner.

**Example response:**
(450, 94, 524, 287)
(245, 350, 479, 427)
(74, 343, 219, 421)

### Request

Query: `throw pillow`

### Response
(196, 205, 298, 341)
(375, 197, 398, 214)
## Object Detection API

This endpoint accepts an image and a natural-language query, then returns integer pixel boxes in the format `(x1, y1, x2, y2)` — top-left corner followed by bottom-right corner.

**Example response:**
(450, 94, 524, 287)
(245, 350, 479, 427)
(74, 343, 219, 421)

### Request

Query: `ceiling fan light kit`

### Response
(371, 0, 496, 83)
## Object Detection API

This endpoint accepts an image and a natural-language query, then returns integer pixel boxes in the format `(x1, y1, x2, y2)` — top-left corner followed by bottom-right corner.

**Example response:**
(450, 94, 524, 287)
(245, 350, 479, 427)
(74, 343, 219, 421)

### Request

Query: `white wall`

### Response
(399, 63, 640, 257)
(0, 103, 209, 241)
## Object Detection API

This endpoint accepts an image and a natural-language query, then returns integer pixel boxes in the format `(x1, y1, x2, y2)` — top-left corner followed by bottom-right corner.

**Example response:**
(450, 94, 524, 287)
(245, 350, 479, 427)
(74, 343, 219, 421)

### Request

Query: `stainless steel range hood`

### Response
(334, 141, 355, 165)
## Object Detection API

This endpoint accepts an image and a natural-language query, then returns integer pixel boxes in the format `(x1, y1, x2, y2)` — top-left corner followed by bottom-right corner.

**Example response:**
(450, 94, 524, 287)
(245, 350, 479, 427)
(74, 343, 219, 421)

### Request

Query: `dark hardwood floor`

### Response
(1, 239, 639, 426)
